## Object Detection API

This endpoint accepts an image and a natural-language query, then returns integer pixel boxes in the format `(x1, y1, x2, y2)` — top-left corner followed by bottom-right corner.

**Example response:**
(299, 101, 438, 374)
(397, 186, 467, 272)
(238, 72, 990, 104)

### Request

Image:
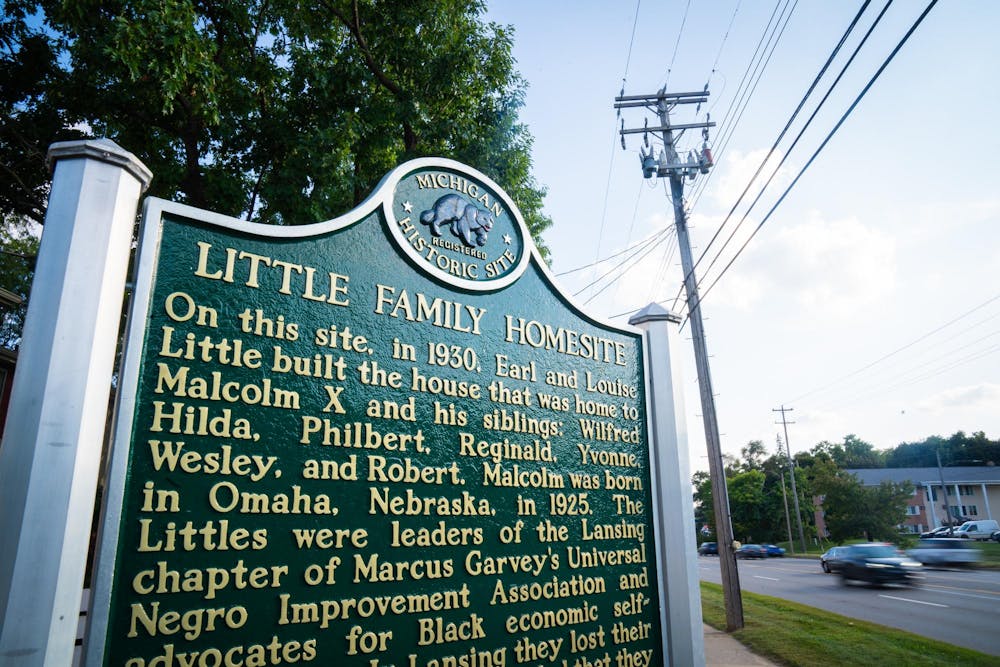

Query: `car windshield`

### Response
(852, 545, 897, 558)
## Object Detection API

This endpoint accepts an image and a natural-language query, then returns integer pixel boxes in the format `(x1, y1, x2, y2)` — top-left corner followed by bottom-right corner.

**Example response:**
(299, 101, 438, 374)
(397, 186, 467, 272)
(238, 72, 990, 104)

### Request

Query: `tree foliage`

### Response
(6, 0, 552, 232)
(693, 440, 812, 545)
(0, 0, 554, 347)
(808, 460, 913, 543)
(811, 434, 884, 469)
(884, 431, 1000, 468)
(0, 214, 38, 347)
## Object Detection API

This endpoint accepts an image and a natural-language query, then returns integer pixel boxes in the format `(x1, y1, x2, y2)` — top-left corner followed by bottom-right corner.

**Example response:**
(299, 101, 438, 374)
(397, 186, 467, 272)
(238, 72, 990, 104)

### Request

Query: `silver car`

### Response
(907, 538, 981, 567)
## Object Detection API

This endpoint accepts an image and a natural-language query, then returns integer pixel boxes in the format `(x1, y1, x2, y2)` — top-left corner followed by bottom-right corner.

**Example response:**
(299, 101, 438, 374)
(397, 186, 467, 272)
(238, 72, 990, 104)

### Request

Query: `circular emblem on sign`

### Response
(383, 160, 530, 291)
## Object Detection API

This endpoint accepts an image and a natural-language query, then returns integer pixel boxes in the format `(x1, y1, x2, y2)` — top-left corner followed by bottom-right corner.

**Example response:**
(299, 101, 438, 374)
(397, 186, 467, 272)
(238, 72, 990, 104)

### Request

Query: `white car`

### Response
(953, 520, 1000, 541)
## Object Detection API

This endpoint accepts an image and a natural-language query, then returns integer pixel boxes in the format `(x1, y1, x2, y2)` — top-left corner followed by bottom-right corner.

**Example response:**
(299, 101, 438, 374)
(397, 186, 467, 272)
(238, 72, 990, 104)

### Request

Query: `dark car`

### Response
(735, 544, 767, 559)
(838, 543, 922, 586)
(698, 542, 718, 556)
(920, 526, 954, 538)
(820, 546, 848, 573)
(763, 544, 786, 557)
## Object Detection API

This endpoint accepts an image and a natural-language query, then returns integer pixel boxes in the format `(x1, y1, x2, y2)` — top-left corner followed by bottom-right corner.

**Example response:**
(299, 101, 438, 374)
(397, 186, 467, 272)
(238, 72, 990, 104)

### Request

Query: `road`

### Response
(697, 555, 1000, 657)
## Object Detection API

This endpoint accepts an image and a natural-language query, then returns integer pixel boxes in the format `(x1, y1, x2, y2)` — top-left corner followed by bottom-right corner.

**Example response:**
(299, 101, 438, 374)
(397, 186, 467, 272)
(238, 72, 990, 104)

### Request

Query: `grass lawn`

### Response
(701, 581, 997, 666)
(975, 540, 1000, 567)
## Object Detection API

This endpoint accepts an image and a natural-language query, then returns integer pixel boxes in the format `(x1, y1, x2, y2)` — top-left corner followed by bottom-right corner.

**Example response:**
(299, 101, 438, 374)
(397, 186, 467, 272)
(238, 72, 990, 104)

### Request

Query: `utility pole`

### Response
(616, 89, 745, 631)
(774, 405, 808, 554)
(935, 449, 953, 531)
(776, 434, 795, 555)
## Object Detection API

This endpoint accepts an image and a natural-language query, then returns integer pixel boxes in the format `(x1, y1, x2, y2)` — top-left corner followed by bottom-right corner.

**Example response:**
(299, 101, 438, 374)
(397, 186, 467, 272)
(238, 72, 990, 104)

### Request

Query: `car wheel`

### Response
(839, 574, 849, 586)
(822, 562, 830, 573)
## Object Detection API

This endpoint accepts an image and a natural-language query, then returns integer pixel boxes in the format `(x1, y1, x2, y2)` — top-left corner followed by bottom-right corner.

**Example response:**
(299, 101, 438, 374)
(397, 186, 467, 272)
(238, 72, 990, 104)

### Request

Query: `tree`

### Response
(810, 434, 884, 469)
(810, 461, 912, 543)
(883, 431, 999, 468)
(738, 440, 767, 472)
(0, 0, 554, 348)
(692, 470, 713, 537)
(0, 214, 38, 347)
(727, 469, 766, 542)
(692, 442, 810, 545)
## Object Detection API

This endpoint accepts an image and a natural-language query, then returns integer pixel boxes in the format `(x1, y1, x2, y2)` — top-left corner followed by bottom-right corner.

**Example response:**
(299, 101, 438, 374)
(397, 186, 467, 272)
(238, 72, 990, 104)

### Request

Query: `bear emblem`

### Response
(419, 194, 494, 247)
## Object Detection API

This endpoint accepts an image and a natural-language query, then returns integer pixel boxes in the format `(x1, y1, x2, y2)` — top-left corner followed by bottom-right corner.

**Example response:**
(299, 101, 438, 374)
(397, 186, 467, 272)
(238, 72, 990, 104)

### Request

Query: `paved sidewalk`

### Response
(704, 624, 779, 666)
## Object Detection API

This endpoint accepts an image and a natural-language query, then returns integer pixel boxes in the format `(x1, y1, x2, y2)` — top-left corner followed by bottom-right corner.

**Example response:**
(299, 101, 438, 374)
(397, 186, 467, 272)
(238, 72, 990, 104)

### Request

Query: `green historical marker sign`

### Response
(90, 158, 663, 667)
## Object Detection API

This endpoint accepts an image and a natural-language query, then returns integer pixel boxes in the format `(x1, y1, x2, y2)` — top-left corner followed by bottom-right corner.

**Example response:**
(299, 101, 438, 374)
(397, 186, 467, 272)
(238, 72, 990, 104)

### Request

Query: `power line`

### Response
(646, 229, 680, 304)
(818, 341, 1000, 414)
(673, 0, 800, 310)
(789, 290, 1000, 405)
(695, 0, 940, 310)
(591, 0, 644, 299)
(678, 0, 873, 306)
(841, 325, 1000, 403)
(663, 0, 693, 90)
(706, 0, 799, 168)
(572, 231, 670, 297)
(684, 0, 798, 220)
(709, 0, 787, 148)
(814, 326, 1000, 411)
(695, 0, 893, 288)
(624, 176, 647, 251)
(622, 0, 642, 83)
(556, 228, 668, 277)
(582, 231, 674, 306)
(704, 0, 744, 93)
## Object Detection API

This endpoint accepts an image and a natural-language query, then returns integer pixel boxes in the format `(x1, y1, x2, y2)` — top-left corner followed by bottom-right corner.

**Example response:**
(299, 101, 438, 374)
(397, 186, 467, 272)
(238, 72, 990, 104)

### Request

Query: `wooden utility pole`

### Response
(616, 89, 744, 631)
(774, 405, 808, 554)
(777, 435, 795, 555)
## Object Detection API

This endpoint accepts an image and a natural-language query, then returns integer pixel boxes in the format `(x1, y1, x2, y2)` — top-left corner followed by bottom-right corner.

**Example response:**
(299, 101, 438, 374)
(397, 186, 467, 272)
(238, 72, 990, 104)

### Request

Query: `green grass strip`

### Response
(701, 581, 998, 666)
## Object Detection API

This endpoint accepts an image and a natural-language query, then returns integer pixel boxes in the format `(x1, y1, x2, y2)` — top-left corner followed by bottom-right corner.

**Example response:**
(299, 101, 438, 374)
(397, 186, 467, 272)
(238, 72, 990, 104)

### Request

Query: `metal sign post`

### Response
(0, 140, 151, 665)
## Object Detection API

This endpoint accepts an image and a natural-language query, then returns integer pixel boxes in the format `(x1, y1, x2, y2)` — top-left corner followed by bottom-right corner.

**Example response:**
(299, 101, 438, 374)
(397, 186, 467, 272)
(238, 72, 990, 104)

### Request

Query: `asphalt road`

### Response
(697, 555, 1000, 657)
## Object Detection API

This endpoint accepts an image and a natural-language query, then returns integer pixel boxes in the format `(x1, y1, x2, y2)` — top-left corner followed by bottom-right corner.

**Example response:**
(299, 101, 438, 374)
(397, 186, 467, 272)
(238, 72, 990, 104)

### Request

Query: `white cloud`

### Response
(792, 407, 849, 448)
(701, 210, 897, 319)
(708, 148, 793, 210)
(917, 383, 1000, 413)
(675, 146, 901, 317)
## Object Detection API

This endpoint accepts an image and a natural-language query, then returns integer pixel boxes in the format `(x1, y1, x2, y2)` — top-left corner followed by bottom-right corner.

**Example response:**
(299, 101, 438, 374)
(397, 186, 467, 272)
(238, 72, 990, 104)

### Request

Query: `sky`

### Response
(484, 0, 1000, 470)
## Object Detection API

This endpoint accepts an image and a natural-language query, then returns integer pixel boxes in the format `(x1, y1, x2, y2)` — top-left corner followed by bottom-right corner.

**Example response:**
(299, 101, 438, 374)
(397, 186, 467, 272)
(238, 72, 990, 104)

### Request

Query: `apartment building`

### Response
(845, 466, 999, 534)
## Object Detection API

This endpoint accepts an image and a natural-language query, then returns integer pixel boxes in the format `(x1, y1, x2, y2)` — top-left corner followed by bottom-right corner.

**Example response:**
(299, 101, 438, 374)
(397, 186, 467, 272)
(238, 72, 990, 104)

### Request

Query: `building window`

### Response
(959, 485, 976, 497)
(963, 505, 978, 517)
(927, 488, 939, 502)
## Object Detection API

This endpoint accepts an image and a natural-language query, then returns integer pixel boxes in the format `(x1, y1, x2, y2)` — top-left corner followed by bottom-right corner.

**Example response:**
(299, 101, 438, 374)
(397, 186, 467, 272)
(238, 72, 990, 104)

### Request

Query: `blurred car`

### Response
(838, 543, 922, 586)
(698, 542, 718, 556)
(820, 546, 849, 573)
(735, 544, 767, 559)
(907, 538, 981, 567)
(763, 544, 786, 557)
